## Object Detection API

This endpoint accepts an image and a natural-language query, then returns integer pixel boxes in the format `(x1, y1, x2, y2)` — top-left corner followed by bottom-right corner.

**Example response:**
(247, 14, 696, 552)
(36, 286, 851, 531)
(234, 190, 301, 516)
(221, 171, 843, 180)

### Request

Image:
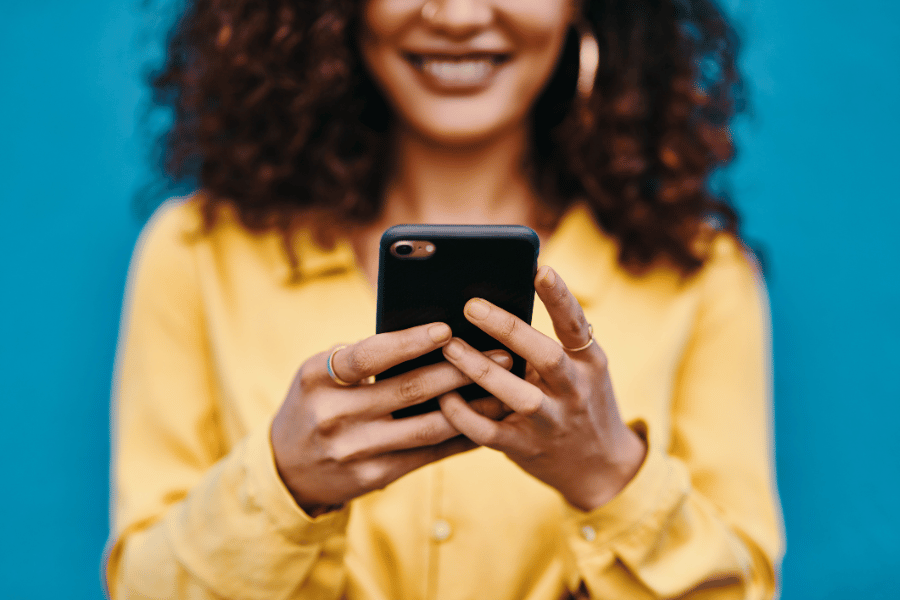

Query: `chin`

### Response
(412, 127, 504, 149)
(404, 106, 526, 149)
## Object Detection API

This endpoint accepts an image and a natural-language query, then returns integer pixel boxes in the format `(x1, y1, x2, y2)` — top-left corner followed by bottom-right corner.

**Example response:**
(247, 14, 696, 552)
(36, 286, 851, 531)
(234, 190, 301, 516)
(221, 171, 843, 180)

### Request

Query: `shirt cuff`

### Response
(243, 419, 350, 545)
(562, 420, 689, 557)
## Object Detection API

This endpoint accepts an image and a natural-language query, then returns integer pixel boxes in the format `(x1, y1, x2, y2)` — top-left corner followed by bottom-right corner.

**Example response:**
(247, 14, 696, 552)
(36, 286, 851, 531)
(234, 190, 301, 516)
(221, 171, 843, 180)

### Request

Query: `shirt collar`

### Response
(288, 203, 619, 303)
(291, 229, 358, 281)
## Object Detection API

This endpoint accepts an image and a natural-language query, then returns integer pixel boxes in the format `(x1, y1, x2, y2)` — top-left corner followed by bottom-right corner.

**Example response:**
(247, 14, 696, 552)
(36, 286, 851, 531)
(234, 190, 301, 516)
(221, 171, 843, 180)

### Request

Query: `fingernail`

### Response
(465, 298, 489, 320)
(443, 338, 463, 359)
(429, 323, 451, 344)
(540, 266, 556, 288)
(488, 351, 512, 368)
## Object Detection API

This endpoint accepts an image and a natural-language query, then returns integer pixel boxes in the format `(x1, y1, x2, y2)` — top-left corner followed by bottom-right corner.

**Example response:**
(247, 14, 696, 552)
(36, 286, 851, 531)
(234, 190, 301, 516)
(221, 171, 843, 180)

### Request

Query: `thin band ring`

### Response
(326, 345, 357, 386)
(562, 324, 594, 352)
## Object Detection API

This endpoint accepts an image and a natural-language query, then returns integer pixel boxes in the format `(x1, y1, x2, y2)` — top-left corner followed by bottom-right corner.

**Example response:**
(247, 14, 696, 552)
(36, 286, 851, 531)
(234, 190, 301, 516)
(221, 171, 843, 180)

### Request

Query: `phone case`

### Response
(376, 224, 540, 417)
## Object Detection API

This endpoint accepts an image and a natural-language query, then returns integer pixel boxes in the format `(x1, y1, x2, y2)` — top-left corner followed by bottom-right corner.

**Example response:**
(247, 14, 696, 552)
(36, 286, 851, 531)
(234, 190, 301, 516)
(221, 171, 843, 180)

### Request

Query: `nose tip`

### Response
(421, 0, 493, 35)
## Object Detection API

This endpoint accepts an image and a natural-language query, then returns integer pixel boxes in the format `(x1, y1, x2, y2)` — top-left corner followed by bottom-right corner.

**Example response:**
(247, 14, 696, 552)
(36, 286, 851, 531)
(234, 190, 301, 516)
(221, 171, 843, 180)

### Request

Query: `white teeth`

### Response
(420, 58, 494, 85)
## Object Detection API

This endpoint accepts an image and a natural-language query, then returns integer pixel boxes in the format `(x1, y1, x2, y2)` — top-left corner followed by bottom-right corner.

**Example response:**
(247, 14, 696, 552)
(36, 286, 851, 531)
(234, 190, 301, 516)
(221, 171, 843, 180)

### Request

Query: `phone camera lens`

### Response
(395, 243, 413, 256)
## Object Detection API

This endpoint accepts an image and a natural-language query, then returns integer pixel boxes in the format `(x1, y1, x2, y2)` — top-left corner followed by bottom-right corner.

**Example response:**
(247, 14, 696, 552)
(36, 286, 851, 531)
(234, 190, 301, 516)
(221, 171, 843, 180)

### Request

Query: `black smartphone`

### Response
(376, 224, 540, 417)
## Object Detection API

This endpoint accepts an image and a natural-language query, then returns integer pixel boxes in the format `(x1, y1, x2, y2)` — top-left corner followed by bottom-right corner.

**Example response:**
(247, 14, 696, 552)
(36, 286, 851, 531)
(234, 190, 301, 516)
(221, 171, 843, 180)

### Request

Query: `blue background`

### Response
(1, 1, 898, 598)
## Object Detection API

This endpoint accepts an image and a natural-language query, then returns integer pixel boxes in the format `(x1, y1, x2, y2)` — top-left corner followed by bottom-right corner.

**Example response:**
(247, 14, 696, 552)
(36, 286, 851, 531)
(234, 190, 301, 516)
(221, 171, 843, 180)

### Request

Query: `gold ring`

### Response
(562, 324, 594, 352)
(326, 345, 356, 386)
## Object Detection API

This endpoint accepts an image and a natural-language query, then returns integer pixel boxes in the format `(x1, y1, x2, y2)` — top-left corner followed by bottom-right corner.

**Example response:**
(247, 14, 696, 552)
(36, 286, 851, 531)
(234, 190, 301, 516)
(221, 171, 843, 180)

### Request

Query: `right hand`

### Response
(271, 322, 511, 514)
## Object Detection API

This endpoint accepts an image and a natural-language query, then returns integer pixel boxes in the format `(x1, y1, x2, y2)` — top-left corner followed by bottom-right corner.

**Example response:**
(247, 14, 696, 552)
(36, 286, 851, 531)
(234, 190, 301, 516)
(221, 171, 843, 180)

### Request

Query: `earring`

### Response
(577, 24, 599, 99)
(421, 2, 439, 22)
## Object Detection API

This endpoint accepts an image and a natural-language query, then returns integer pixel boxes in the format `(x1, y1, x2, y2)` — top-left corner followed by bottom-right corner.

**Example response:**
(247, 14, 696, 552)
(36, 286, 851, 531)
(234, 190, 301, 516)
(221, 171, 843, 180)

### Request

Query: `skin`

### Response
(271, 0, 646, 514)
(271, 325, 514, 510)
(359, 0, 573, 146)
(441, 267, 646, 510)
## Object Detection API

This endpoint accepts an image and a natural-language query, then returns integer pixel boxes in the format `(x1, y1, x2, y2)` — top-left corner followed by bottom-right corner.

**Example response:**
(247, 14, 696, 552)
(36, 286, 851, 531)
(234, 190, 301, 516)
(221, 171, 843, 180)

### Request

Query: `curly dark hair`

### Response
(146, 0, 746, 276)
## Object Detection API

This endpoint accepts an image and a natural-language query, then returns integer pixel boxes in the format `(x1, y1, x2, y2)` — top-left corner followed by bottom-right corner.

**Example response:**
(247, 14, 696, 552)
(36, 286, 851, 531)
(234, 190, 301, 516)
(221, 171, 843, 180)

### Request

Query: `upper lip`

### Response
(403, 46, 513, 58)
(403, 50, 512, 64)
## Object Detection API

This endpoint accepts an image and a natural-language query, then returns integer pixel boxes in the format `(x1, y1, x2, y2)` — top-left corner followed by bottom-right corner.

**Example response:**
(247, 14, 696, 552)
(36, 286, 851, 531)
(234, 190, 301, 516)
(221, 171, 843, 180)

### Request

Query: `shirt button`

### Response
(580, 525, 597, 542)
(431, 519, 452, 542)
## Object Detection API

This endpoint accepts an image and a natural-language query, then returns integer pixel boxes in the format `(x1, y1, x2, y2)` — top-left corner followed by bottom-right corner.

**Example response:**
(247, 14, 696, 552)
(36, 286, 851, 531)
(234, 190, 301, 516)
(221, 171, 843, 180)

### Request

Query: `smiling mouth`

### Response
(404, 53, 511, 88)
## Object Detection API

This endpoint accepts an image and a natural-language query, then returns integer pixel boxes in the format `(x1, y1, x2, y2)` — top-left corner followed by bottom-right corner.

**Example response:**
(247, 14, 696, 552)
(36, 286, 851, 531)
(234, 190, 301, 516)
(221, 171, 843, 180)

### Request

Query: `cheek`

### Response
(496, 0, 574, 46)
(359, 0, 420, 87)
(361, 0, 420, 39)
(359, 3, 406, 94)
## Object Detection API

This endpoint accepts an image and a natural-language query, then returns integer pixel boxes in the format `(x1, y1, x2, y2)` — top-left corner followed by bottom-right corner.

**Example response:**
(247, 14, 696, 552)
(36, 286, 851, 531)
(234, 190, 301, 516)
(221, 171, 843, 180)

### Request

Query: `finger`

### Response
(347, 434, 479, 498)
(467, 396, 513, 421)
(463, 297, 573, 390)
(331, 322, 453, 384)
(534, 266, 596, 355)
(358, 350, 513, 417)
(442, 337, 547, 417)
(524, 363, 542, 386)
(376, 434, 480, 486)
(439, 392, 518, 452)
(340, 410, 463, 461)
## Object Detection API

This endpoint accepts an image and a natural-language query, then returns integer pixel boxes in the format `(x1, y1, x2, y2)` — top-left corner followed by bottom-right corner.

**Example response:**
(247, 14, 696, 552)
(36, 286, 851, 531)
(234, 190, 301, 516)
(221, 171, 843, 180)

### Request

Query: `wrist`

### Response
(565, 425, 647, 512)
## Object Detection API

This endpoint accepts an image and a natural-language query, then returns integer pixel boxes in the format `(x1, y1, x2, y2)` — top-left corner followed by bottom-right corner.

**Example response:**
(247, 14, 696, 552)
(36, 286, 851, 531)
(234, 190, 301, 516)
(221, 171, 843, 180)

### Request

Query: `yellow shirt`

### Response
(105, 198, 783, 599)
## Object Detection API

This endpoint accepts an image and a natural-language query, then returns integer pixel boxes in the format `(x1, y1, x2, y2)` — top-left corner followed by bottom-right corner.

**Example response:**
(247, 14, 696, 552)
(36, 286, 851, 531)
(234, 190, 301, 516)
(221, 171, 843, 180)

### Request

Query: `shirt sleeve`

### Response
(562, 238, 784, 599)
(104, 203, 350, 599)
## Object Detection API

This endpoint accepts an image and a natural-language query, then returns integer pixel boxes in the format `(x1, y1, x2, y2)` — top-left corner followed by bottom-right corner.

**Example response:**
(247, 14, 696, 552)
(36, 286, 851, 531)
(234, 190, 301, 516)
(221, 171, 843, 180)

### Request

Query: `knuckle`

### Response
(324, 439, 356, 464)
(541, 345, 567, 372)
(440, 394, 465, 420)
(353, 462, 386, 490)
(398, 374, 426, 405)
(520, 442, 544, 461)
(411, 418, 446, 446)
(480, 426, 503, 448)
(311, 404, 347, 436)
(564, 315, 587, 338)
(346, 345, 377, 377)
(472, 359, 493, 383)
(498, 315, 519, 340)
(297, 361, 320, 392)
(520, 392, 544, 417)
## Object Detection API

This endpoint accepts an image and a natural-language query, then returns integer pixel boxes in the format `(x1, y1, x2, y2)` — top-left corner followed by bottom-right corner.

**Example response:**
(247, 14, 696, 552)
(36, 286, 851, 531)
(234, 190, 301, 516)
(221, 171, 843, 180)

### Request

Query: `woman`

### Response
(106, 0, 783, 598)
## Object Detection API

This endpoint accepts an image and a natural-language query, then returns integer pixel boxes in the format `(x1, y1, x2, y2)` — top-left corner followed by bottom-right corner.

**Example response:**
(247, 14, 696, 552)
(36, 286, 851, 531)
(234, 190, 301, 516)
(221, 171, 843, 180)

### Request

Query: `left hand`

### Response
(439, 265, 647, 511)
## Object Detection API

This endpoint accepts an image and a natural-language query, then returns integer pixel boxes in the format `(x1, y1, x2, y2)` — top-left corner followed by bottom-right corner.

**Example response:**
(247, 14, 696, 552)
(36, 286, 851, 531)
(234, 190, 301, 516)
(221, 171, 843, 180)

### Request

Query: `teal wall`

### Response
(1, 1, 897, 598)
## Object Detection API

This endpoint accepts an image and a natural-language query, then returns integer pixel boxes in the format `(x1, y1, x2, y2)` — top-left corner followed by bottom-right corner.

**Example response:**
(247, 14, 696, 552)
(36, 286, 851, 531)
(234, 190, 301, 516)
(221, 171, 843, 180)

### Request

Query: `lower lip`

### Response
(405, 56, 508, 92)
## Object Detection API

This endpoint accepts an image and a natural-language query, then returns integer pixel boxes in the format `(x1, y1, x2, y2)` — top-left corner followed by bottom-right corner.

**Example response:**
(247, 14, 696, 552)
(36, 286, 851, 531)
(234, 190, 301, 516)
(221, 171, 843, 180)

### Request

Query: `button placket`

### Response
(431, 518, 452, 542)
(580, 525, 597, 542)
